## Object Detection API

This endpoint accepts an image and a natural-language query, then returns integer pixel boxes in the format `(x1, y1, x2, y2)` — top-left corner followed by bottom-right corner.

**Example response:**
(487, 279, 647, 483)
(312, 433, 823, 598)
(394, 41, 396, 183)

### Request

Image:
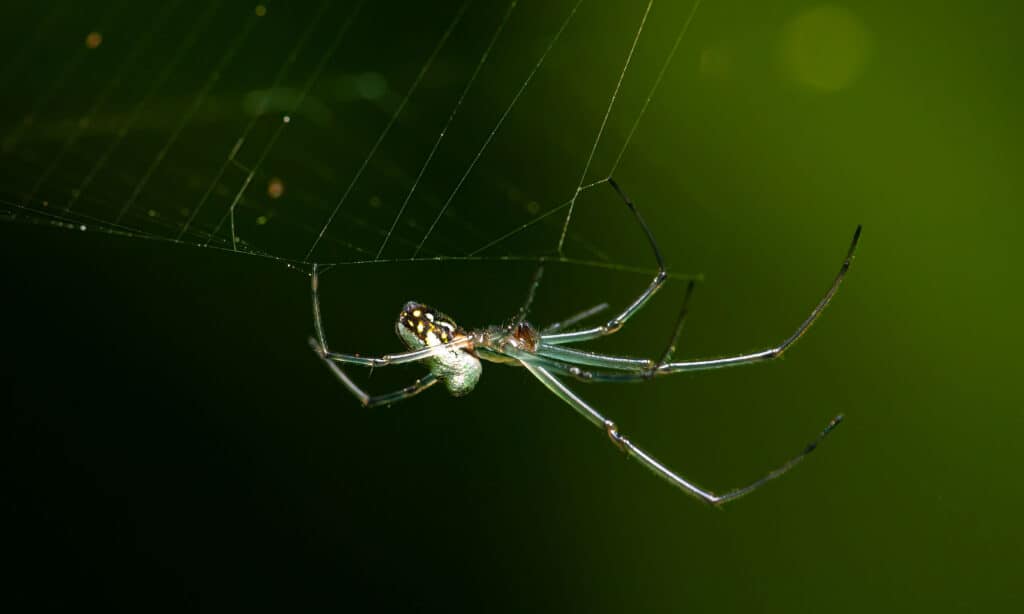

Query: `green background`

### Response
(3, 0, 1021, 610)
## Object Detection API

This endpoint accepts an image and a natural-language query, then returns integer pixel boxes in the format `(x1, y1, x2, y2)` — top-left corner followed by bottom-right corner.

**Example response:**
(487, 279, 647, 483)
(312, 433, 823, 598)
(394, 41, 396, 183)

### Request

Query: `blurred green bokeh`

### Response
(2, 1, 1021, 611)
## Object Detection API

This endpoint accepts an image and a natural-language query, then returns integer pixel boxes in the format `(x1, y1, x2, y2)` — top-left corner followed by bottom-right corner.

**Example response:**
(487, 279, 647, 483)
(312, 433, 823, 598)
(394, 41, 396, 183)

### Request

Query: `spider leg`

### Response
(657, 280, 696, 364)
(514, 264, 545, 326)
(532, 280, 695, 374)
(532, 345, 654, 371)
(521, 361, 842, 505)
(310, 338, 439, 407)
(311, 263, 473, 368)
(541, 178, 668, 345)
(514, 263, 612, 333)
(654, 226, 861, 373)
(317, 342, 475, 368)
(541, 302, 610, 334)
(535, 226, 861, 381)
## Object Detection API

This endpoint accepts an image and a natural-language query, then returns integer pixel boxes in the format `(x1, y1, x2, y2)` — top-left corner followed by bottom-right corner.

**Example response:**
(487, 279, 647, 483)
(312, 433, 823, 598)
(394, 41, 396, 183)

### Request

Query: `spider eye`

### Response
(396, 302, 460, 348)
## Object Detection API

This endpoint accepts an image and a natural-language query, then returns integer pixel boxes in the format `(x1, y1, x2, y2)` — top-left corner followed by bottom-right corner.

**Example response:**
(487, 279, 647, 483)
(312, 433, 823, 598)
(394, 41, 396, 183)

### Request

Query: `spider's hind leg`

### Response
(309, 337, 439, 407)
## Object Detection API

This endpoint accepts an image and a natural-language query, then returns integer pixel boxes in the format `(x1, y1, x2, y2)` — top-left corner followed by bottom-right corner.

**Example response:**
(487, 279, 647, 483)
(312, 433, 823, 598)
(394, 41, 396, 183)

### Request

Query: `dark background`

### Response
(3, 1, 1021, 611)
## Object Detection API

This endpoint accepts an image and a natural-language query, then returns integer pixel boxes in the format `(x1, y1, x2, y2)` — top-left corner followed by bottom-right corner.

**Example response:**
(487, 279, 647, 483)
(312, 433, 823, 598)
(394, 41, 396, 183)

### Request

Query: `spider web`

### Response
(0, 0, 704, 278)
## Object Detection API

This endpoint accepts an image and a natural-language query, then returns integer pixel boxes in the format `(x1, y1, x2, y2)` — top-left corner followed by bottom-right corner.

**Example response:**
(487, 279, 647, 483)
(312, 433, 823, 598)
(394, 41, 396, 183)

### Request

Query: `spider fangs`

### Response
(309, 177, 861, 506)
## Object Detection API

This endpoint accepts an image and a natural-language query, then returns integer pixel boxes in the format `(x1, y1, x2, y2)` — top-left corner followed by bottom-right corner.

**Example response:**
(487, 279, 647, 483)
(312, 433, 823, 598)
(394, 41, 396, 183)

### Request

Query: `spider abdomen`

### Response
(395, 301, 482, 397)
(434, 352, 482, 396)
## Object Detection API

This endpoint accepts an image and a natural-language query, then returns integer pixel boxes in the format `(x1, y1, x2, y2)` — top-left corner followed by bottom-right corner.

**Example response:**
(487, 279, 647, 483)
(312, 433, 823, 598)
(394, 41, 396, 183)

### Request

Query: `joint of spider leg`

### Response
(604, 420, 627, 452)
(307, 336, 327, 358)
(604, 319, 624, 334)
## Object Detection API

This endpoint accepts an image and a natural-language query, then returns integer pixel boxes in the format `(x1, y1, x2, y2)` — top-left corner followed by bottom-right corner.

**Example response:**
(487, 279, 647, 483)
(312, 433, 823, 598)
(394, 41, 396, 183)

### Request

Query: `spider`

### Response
(308, 178, 861, 506)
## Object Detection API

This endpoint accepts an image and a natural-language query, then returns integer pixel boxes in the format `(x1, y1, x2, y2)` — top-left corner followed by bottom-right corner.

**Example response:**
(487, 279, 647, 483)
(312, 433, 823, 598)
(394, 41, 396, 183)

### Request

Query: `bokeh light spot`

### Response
(779, 5, 871, 92)
(85, 32, 103, 49)
(355, 72, 387, 101)
(254, 5, 267, 17)
(267, 177, 284, 199)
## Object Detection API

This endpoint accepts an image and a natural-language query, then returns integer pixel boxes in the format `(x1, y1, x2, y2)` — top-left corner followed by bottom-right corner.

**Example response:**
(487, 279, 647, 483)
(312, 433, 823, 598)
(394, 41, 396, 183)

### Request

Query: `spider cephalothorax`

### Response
(309, 178, 860, 506)
(507, 321, 540, 353)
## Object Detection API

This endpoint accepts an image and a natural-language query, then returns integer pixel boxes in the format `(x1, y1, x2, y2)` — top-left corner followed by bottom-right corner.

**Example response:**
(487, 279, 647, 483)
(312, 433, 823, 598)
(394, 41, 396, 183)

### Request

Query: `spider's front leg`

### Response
(531, 225, 861, 383)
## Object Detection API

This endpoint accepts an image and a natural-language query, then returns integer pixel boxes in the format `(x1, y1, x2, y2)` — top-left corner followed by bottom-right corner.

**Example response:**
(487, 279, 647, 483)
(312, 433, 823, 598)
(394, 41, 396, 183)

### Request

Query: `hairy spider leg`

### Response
(522, 361, 843, 506)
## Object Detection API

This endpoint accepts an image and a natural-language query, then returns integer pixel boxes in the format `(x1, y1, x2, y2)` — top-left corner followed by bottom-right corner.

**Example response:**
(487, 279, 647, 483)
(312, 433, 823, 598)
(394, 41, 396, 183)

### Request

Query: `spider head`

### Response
(396, 301, 481, 396)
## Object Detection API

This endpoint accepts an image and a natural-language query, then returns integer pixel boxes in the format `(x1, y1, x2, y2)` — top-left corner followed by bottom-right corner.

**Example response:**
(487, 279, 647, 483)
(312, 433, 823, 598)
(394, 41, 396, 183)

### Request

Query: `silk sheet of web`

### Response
(0, 0, 704, 278)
